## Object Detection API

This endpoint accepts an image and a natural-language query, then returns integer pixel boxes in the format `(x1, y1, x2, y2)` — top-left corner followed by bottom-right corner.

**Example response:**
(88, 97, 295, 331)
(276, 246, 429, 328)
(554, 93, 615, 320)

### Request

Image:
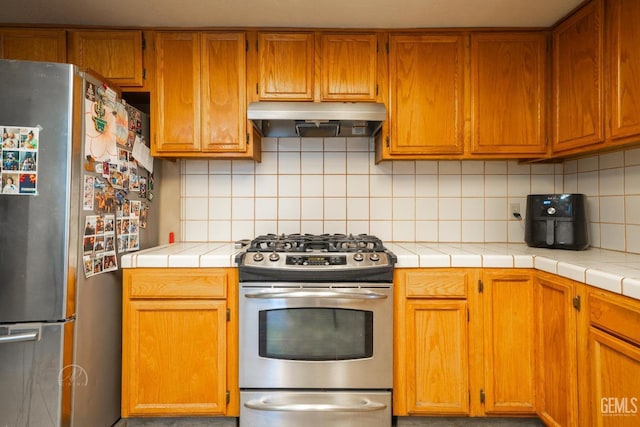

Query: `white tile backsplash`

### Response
(180, 138, 640, 253)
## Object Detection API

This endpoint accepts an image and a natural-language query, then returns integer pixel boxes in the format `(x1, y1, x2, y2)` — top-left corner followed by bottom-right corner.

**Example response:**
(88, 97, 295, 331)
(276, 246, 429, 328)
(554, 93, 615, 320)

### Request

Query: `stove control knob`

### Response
(269, 252, 280, 262)
(253, 252, 264, 262)
(547, 206, 557, 215)
(369, 253, 380, 262)
(353, 252, 364, 262)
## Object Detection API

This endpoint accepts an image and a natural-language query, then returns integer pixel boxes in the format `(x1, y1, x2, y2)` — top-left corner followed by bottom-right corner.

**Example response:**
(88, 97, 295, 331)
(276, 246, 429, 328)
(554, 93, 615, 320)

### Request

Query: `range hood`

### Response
(247, 101, 386, 138)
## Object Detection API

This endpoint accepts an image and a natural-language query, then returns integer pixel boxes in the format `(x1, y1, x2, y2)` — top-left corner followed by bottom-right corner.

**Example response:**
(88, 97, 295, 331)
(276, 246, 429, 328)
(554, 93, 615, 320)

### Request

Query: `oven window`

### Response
(258, 308, 373, 361)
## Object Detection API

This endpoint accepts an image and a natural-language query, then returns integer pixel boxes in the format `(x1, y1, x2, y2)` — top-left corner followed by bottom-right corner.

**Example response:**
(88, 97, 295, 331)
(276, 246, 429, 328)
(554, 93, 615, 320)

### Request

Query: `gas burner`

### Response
(237, 233, 396, 282)
(246, 233, 386, 253)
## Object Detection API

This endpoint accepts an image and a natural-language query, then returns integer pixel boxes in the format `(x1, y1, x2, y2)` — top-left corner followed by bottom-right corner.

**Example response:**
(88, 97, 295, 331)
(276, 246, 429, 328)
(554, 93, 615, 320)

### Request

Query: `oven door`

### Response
(239, 284, 392, 389)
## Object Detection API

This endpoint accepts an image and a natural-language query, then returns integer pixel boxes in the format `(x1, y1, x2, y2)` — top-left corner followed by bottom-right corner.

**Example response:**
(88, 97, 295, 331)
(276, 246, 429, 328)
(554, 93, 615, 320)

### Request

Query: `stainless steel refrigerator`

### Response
(0, 59, 160, 427)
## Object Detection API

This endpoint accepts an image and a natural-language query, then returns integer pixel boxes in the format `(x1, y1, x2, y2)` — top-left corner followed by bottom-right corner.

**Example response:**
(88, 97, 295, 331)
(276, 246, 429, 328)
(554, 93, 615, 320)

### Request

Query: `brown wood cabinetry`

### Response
(479, 269, 536, 415)
(252, 31, 380, 102)
(606, 0, 640, 144)
(0, 28, 66, 62)
(122, 268, 238, 417)
(152, 31, 260, 159)
(534, 272, 586, 427)
(383, 33, 467, 158)
(68, 30, 144, 87)
(588, 289, 640, 426)
(319, 33, 378, 101)
(396, 268, 537, 417)
(394, 269, 475, 416)
(255, 32, 315, 101)
(551, 0, 604, 154)
(470, 32, 547, 156)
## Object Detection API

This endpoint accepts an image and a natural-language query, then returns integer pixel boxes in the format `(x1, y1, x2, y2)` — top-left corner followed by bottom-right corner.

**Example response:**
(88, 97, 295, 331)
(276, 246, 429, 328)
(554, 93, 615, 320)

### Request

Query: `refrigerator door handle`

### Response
(0, 330, 39, 344)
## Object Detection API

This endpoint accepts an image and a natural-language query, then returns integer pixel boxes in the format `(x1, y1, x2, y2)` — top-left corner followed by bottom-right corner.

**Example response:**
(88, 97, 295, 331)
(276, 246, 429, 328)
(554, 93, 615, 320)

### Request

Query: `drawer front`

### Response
(403, 270, 469, 298)
(589, 291, 640, 346)
(126, 268, 228, 299)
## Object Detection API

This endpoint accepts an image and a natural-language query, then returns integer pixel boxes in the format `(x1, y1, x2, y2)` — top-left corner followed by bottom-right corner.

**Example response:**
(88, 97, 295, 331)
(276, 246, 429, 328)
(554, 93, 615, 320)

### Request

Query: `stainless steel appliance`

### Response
(0, 59, 160, 427)
(524, 193, 589, 250)
(237, 233, 396, 427)
(247, 101, 386, 137)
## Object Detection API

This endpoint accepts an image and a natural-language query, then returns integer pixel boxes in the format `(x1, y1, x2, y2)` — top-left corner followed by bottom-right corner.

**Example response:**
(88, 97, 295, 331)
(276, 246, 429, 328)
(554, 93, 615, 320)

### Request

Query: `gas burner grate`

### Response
(246, 233, 386, 253)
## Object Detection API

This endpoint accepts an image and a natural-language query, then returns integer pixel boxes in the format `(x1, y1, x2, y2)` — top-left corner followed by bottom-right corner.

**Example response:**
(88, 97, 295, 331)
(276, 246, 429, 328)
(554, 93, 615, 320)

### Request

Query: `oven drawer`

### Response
(240, 391, 391, 427)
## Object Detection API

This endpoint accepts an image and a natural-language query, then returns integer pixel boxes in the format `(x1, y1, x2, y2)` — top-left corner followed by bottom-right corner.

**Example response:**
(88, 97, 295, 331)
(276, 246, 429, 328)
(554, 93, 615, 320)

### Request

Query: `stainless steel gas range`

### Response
(236, 233, 397, 427)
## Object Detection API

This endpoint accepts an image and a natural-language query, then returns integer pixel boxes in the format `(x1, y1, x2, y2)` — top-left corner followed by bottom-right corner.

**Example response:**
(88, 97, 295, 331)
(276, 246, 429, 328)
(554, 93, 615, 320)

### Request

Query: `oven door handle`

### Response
(243, 289, 388, 300)
(244, 397, 387, 412)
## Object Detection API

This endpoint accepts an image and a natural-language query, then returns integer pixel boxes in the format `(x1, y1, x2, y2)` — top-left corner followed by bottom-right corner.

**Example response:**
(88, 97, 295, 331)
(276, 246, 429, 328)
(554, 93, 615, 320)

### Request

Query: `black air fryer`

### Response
(524, 194, 589, 250)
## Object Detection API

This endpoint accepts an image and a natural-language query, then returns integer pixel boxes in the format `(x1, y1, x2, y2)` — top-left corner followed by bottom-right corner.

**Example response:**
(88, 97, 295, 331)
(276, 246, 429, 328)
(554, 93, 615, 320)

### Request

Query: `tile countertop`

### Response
(121, 242, 640, 301)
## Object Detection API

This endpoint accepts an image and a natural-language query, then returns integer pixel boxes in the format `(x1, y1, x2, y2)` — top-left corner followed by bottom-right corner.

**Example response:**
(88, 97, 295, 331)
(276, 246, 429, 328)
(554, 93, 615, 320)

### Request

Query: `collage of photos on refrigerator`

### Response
(82, 213, 118, 277)
(1, 125, 39, 195)
(81, 97, 151, 278)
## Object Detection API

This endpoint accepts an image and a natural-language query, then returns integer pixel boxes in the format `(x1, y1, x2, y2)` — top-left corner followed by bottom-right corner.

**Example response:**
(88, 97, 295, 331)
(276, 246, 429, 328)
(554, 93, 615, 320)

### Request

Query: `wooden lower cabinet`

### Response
(394, 269, 476, 416)
(480, 270, 536, 415)
(396, 268, 537, 418)
(588, 289, 640, 426)
(122, 268, 238, 417)
(534, 272, 585, 427)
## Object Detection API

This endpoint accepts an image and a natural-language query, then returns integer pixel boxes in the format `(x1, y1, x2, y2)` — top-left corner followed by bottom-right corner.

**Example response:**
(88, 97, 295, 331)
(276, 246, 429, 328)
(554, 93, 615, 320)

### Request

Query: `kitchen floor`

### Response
(113, 417, 544, 426)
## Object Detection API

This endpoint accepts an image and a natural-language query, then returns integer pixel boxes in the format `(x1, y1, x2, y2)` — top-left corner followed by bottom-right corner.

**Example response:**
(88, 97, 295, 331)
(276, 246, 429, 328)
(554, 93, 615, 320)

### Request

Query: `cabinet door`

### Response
(320, 33, 377, 101)
(589, 328, 640, 426)
(257, 32, 314, 100)
(470, 32, 547, 155)
(535, 274, 580, 427)
(552, 0, 604, 153)
(388, 34, 466, 156)
(607, 0, 640, 140)
(481, 270, 536, 414)
(68, 30, 144, 86)
(0, 29, 66, 62)
(153, 32, 201, 154)
(123, 298, 227, 416)
(405, 299, 469, 415)
(201, 32, 247, 153)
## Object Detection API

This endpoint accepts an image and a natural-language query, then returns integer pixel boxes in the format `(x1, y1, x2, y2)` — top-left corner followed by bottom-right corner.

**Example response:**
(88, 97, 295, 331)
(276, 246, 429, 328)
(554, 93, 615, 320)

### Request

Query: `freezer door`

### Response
(0, 60, 80, 323)
(0, 321, 74, 427)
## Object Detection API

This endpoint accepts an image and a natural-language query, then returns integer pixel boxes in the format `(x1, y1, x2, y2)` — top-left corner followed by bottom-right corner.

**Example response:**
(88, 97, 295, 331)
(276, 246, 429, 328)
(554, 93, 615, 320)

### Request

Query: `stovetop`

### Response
(236, 233, 396, 283)
(246, 233, 387, 253)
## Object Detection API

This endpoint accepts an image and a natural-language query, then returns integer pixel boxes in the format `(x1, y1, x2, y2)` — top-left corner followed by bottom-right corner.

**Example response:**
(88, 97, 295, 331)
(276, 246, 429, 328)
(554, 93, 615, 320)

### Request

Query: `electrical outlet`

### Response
(510, 203, 522, 220)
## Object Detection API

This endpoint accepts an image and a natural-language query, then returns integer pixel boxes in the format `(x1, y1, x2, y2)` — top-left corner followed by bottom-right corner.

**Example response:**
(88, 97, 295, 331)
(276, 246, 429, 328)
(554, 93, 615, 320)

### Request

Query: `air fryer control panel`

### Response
(529, 194, 574, 218)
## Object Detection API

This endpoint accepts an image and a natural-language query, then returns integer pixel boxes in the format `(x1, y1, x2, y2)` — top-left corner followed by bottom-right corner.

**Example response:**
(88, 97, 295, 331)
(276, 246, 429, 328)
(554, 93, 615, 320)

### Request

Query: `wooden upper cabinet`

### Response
(607, 0, 640, 141)
(319, 33, 378, 101)
(153, 32, 201, 154)
(0, 28, 66, 62)
(68, 30, 144, 87)
(201, 32, 247, 153)
(387, 33, 466, 156)
(153, 31, 258, 159)
(255, 31, 380, 102)
(470, 32, 547, 156)
(257, 32, 314, 100)
(551, 0, 604, 153)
